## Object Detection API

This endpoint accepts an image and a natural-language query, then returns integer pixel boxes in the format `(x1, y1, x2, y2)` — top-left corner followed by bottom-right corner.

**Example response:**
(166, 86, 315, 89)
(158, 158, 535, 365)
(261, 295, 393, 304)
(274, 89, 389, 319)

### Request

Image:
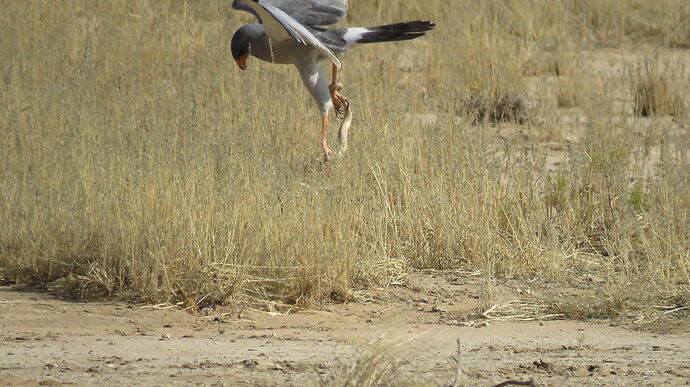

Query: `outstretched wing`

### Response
(233, 0, 347, 27)
(233, 0, 342, 68)
(268, 0, 347, 26)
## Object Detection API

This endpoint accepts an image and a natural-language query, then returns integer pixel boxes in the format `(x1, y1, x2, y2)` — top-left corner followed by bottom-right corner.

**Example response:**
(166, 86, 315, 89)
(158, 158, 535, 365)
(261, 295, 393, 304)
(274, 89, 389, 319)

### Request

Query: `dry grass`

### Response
(630, 58, 687, 118)
(1, 0, 688, 322)
(325, 339, 409, 387)
(523, 51, 574, 78)
(555, 72, 603, 109)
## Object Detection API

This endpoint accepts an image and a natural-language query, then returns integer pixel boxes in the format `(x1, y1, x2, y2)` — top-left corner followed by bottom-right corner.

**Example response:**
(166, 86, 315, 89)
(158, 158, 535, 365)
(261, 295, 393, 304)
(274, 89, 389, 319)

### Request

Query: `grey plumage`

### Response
(231, 0, 434, 64)
(317, 21, 436, 53)
(233, 0, 342, 66)
(232, 0, 347, 27)
(229, 0, 434, 159)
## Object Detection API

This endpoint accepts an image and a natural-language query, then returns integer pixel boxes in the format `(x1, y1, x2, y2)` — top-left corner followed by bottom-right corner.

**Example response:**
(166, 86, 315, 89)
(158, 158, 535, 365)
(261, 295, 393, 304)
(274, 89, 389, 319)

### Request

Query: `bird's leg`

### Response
(329, 64, 349, 117)
(321, 114, 332, 161)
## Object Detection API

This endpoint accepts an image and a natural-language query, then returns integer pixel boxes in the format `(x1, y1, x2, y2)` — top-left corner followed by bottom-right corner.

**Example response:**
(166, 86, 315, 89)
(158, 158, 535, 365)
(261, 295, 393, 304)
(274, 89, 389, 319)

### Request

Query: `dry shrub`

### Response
(546, 277, 690, 324)
(451, 24, 531, 124)
(325, 340, 408, 387)
(466, 93, 530, 125)
(631, 59, 687, 118)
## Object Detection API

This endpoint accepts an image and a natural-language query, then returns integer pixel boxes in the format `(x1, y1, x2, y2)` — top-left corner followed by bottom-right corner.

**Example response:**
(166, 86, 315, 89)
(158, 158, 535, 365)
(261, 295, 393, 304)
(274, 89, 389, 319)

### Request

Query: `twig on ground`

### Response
(662, 306, 688, 315)
(481, 300, 564, 321)
(450, 338, 463, 387)
(482, 303, 499, 318)
(493, 379, 537, 387)
(140, 302, 183, 310)
(377, 304, 401, 315)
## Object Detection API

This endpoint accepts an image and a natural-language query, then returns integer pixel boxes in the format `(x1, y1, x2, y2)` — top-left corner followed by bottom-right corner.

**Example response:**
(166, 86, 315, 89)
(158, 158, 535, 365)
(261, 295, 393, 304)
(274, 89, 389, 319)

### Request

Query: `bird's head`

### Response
(231, 24, 263, 70)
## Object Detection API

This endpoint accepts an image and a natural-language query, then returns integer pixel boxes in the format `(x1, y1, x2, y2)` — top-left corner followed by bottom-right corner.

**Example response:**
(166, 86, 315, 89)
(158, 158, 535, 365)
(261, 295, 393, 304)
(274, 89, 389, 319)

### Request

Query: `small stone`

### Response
(431, 305, 448, 313)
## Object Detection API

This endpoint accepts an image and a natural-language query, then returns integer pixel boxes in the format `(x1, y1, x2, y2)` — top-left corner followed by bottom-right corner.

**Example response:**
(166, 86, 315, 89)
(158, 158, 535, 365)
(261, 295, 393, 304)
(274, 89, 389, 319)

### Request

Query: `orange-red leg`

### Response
(321, 114, 332, 161)
(329, 64, 348, 114)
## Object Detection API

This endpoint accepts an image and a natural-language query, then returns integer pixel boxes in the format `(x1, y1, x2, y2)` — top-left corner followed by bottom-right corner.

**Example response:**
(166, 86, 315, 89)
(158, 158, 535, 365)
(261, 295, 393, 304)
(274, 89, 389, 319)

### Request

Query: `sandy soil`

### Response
(1, 274, 688, 387)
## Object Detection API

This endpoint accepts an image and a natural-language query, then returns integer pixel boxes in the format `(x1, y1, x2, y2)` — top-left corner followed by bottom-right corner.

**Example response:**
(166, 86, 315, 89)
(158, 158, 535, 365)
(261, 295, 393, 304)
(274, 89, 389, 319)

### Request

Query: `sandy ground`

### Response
(1, 275, 688, 387)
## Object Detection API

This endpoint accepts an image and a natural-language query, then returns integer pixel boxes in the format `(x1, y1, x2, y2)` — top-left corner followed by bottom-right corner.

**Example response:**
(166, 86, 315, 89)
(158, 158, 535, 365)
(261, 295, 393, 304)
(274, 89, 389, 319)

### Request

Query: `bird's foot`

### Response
(322, 142, 333, 162)
(329, 83, 349, 118)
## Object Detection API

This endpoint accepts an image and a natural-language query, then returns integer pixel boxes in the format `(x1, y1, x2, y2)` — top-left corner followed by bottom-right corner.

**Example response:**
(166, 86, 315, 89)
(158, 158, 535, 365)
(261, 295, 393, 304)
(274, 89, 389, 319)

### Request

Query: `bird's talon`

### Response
(329, 83, 349, 115)
(328, 83, 343, 93)
(331, 97, 349, 119)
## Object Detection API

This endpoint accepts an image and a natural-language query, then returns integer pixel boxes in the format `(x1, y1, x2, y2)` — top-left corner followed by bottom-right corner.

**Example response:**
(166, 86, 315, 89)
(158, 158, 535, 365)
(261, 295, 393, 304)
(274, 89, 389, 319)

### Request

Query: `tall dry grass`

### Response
(1, 0, 688, 318)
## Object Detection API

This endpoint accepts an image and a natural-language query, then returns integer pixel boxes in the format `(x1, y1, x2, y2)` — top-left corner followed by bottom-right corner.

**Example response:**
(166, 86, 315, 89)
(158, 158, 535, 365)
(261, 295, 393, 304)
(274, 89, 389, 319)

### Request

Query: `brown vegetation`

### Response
(631, 58, 687, 117)
(1, 0, 688, 328)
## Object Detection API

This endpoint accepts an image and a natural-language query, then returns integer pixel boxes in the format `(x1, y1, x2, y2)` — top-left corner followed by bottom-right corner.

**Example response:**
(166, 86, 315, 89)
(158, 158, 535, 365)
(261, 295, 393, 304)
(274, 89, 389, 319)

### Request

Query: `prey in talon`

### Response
(329, 83, 349, 118)
(230, 0, 435, 161)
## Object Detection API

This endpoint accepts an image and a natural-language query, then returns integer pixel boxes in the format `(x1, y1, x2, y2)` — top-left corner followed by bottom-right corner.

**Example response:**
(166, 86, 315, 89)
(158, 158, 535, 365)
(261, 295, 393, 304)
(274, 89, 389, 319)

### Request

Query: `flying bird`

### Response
(230, 0, 435, 160)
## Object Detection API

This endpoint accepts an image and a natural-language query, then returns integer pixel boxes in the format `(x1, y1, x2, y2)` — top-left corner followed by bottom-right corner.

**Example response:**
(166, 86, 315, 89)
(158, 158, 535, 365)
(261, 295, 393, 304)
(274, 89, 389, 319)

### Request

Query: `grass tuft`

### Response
(466, 93, 531, 125)
(631, 59, 687, 117)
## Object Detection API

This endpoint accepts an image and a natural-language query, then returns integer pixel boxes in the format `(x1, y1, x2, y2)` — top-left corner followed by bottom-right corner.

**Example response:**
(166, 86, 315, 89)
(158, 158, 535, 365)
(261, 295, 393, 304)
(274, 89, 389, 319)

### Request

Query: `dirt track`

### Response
(1, 282, 688, 387)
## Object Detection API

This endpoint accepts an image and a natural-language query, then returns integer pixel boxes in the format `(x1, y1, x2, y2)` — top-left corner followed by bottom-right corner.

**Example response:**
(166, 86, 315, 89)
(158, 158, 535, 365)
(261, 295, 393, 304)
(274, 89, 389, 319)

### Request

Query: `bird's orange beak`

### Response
(236, 54, 249, 70)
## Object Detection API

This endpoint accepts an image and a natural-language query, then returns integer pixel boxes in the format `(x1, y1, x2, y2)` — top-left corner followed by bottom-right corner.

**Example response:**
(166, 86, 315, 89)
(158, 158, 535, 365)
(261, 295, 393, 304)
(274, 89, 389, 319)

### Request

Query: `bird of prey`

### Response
(230, 0, 435, 160)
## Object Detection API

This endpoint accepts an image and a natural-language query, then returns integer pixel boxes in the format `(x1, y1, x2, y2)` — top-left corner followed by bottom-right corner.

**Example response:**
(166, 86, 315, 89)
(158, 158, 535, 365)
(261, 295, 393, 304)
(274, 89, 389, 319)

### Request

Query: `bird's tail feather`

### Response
(344, 21, 435, 45)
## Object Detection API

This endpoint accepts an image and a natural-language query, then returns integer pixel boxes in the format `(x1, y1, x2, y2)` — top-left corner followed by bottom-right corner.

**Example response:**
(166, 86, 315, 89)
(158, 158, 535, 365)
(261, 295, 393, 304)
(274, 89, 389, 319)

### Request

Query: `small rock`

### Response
(431, 305, 448, 313)
(38, 379, 62, 386)
(160, 333, 171, 340)
(240, 359, 259, 369)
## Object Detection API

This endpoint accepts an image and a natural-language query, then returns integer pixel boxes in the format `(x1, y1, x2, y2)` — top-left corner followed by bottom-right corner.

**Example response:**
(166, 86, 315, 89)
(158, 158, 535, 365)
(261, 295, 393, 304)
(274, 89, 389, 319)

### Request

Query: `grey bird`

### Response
(230, 0, 435, 159)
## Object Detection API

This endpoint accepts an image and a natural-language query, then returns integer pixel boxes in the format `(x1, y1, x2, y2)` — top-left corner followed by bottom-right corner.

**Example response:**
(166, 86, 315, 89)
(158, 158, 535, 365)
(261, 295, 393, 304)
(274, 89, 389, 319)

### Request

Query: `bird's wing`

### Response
(233, 0, 347, 27)
(267, 0, 347, 26)
(233, 0, 342, 68)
